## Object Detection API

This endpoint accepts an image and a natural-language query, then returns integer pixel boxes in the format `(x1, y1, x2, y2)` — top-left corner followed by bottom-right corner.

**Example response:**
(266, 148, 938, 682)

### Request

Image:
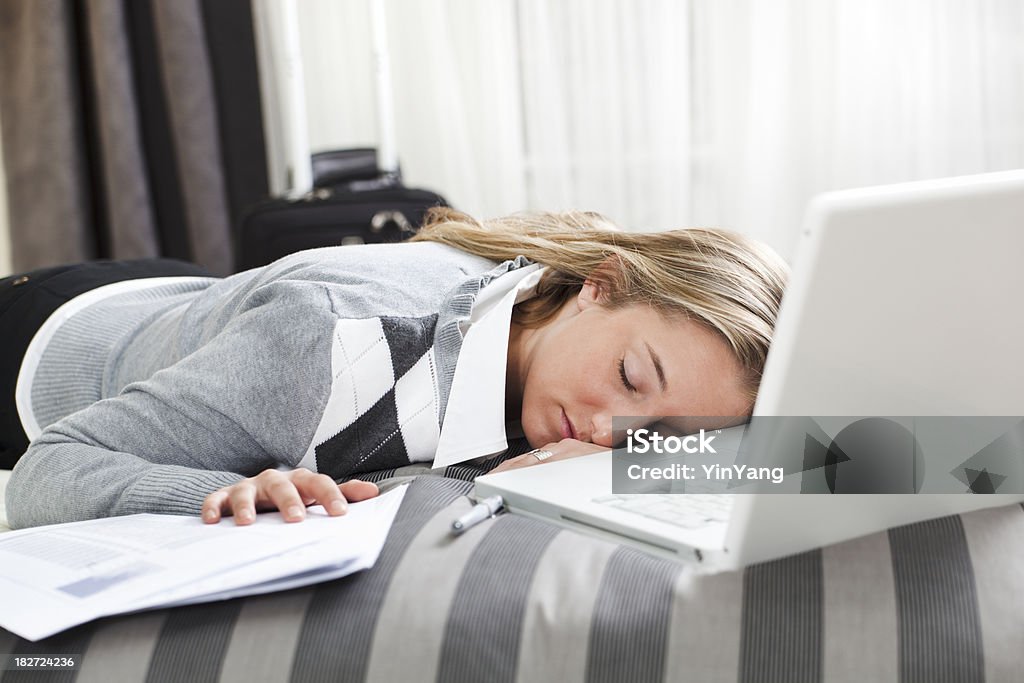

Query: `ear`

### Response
(576, 256, 621, 311)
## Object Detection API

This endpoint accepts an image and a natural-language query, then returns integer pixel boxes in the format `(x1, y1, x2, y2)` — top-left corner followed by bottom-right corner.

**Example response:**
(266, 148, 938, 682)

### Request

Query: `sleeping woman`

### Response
(1, 209, 788, 528)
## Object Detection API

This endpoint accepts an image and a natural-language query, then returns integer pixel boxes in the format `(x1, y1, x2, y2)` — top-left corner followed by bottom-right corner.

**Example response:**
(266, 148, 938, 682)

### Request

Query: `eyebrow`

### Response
(645, 342, 668, 392)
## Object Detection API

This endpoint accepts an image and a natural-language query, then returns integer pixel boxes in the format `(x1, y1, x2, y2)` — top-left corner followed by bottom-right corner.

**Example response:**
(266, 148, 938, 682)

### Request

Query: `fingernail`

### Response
(202, 509, 217, 522)
(237, 510, 253, 523)
(287, 505, 305, 520)
(330, 500, 348, 515)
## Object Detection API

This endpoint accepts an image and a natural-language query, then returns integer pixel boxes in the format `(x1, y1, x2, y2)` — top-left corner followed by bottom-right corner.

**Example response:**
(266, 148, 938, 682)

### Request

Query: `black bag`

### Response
(236, 155, 447, 271)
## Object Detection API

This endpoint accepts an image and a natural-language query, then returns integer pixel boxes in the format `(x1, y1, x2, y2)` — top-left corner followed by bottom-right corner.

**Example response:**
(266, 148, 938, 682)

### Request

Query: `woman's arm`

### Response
(5, 285, 350, 528)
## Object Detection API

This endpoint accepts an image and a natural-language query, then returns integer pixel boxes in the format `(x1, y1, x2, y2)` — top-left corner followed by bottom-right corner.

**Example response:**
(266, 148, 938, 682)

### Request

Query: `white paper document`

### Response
(0, 484, 407, 641)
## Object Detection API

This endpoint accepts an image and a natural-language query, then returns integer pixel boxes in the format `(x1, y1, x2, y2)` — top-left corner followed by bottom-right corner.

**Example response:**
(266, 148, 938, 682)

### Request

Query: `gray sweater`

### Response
(6, 242, 526, 528)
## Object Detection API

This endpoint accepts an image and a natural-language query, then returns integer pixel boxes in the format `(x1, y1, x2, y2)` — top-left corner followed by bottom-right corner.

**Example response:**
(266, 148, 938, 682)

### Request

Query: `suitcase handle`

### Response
(371, 210, 413, 234)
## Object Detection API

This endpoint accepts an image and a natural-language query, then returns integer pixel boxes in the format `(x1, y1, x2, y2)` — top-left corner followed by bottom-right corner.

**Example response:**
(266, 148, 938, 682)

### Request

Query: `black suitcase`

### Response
(236, 178, 447, 271)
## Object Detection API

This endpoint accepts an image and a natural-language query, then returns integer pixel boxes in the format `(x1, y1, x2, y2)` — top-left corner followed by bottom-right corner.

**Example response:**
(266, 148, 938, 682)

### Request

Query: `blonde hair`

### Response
(411, 208, 789, 404)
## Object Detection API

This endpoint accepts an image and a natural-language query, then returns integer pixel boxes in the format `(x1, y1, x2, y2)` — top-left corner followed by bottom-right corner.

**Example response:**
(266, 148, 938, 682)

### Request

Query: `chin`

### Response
(519, 417, 546, 449)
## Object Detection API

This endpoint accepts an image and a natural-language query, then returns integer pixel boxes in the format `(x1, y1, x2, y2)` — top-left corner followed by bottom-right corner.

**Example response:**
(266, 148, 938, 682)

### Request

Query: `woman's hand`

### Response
(201, 468, 379, 525)
(489, 439, 608, 474)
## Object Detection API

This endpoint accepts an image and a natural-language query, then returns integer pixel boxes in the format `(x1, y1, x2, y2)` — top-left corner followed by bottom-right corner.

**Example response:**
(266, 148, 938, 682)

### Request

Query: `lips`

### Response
(560, 409, 577, 441)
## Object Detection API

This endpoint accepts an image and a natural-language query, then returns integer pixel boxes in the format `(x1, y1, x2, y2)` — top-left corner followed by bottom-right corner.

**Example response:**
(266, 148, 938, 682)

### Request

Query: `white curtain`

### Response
(283, 0, 1024, 258)
(291, 0, 527, 218)
(690, 0, 1024, 256)
(514, 0, 691, 230)
(384, 0, 529, 219)
(292, 0, 691, 229)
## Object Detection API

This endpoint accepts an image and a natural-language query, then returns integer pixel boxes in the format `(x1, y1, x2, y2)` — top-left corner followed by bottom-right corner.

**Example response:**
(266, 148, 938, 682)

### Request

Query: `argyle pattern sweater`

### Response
(7, 243, 532, 528)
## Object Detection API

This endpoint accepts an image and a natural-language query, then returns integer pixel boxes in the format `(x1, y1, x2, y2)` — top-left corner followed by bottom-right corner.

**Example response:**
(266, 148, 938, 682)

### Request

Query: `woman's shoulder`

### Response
(264, 241, 494, 280)
(232, 242, 498, 320)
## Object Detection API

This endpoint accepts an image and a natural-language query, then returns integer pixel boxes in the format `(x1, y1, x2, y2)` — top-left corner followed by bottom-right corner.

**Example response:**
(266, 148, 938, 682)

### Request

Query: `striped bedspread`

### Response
(2, 475, 1023, 683)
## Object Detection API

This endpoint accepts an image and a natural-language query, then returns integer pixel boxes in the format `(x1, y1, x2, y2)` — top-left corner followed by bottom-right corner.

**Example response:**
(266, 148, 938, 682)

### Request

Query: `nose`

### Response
(589, 413, 660, 448)
(589, 413, 614, 448)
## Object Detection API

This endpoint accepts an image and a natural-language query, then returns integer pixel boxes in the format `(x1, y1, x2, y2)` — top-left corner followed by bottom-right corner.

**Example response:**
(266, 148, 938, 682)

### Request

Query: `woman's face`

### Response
(509, 281, 751, 449)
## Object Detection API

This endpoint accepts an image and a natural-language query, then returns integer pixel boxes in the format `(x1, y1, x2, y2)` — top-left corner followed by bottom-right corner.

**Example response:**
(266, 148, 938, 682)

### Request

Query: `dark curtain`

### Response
(0, 0, 268, 275)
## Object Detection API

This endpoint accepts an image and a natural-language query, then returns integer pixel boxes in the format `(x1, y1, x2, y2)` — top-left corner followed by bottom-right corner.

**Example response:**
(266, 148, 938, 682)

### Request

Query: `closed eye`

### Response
(618, 358, 637, 393)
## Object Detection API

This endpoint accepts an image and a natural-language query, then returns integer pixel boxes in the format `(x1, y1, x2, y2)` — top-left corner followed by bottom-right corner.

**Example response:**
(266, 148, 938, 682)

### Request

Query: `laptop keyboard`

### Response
(591, 494, 733, 529)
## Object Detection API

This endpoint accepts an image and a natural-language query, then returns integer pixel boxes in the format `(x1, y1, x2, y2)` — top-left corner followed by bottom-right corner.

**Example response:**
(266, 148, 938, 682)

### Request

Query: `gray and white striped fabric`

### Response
(2, 476, 1023, 683)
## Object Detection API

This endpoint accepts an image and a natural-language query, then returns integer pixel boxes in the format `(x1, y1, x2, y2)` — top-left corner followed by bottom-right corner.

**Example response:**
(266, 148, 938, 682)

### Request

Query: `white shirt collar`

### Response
(431, 264, 545, 468)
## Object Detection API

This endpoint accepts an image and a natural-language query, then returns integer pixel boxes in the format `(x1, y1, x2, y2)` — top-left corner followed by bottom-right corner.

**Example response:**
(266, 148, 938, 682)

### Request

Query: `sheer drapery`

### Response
(292, 0, 691, 230)
(515, 0, 691, 230)
(293, 0, 1024, 257)
(690, 0, 1024, 255)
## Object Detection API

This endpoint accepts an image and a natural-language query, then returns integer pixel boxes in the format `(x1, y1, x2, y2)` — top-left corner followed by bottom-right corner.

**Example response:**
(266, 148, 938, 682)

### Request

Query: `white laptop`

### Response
(474, 170, 1024, 571)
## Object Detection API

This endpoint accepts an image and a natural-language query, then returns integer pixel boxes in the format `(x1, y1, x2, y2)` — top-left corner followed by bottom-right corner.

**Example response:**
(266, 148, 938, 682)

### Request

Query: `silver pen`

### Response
(450, 495, 505, 535)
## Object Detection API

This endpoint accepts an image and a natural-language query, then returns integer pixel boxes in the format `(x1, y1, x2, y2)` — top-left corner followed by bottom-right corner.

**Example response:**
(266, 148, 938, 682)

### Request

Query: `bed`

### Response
(1, 468, 1023, 682)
